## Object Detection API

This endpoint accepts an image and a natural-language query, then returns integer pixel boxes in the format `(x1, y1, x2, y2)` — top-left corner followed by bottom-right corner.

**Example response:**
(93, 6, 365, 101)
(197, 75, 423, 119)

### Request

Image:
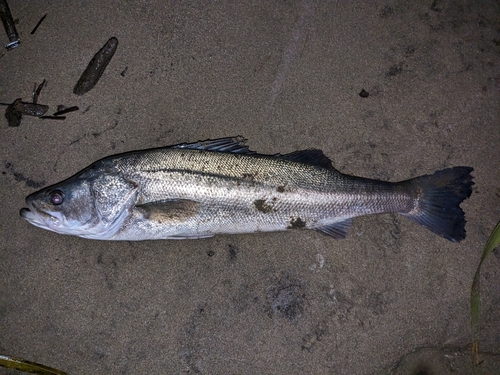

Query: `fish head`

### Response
(20, 168, 139, 239)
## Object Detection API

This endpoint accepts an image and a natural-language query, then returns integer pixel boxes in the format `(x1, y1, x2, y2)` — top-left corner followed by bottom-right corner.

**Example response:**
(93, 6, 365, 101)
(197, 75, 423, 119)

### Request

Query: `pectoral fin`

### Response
(137, 199, 201, 224)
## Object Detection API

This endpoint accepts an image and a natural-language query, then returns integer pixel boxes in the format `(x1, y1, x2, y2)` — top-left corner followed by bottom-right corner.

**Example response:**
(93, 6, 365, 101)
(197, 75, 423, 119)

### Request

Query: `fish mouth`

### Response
(20, 206, 42, 224)
(20, 204, 59, 231)
(20, 207, 33, 220)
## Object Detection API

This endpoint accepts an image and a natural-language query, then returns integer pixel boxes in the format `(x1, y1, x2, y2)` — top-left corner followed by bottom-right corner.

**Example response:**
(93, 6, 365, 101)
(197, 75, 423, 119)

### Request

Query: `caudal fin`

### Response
(402, 167, 474, 242)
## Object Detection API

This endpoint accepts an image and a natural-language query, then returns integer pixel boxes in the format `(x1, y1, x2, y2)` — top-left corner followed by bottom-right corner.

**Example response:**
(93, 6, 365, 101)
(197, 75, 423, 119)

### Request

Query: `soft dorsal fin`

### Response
(277, 149, 335, 170)
(173, 136, 255, 154)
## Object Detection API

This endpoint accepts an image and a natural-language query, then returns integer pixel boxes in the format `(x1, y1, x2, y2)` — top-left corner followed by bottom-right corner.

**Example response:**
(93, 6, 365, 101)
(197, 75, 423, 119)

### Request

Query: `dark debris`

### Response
(30, 13, 47, 35)
(359, 89, 369, 98)
(5, 98, 49, 127)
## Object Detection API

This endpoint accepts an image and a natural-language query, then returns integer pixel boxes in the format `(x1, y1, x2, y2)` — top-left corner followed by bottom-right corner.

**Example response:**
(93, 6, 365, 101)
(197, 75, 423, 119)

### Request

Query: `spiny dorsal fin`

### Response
(173, 136, 255, 154)
(173, 137, 336, 170)
(277, 149, 335, 170)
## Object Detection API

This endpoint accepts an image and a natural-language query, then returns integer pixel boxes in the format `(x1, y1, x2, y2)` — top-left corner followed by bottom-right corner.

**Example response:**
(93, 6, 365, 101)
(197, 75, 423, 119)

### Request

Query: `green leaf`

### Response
(0, 354, 67, 375)
(470, 221, 500, 329)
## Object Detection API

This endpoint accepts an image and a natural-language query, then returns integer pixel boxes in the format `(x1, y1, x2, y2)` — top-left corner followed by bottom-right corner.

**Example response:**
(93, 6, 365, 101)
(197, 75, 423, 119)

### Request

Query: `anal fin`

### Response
(315, 219, 353, 239)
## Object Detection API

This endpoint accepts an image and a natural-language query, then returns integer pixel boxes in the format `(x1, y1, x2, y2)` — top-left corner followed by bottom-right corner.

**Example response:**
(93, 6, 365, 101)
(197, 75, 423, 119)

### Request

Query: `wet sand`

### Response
(1, 1, 499, 374)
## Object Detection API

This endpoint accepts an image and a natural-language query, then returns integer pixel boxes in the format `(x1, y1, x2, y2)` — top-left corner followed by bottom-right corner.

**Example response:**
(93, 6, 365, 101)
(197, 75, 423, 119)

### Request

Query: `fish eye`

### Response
(49, 190, 64, 205)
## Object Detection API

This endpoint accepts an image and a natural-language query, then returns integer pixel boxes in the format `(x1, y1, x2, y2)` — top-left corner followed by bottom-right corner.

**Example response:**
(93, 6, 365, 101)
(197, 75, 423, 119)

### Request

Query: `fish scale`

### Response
(20, 137, 473, 242)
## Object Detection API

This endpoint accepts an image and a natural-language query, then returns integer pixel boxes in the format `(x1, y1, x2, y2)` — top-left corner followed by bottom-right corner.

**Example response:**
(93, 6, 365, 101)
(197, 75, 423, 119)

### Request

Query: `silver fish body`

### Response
(20, 137, 473, 241)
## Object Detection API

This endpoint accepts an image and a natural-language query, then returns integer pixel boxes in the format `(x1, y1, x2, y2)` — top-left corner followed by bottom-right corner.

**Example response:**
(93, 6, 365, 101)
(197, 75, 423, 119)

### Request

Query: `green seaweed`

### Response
(470, 221, 500, 365)
(0, 354, 67, 374)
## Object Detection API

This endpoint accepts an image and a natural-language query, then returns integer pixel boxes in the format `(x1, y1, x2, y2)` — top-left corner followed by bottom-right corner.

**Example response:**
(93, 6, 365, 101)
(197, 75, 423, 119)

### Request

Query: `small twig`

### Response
(30, 13, 47, 35)
(32, 79, 47, 104)
(32, 83, 37, 102)
(53, 106, 78, 116)
(40, 115, 66, 120)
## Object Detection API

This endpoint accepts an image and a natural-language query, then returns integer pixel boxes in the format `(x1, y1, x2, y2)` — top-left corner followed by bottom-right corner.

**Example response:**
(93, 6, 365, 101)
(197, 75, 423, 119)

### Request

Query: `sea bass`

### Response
(20, 137, 473, 241)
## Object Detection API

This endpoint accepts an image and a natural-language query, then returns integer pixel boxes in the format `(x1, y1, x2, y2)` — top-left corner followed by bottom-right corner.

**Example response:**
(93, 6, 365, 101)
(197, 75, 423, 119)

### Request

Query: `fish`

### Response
(20, 137, 474, 242)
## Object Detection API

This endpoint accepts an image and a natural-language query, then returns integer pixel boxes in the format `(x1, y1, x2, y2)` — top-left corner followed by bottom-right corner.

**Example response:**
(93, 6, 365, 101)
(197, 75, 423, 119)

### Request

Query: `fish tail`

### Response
(402, 166, 474, 242)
